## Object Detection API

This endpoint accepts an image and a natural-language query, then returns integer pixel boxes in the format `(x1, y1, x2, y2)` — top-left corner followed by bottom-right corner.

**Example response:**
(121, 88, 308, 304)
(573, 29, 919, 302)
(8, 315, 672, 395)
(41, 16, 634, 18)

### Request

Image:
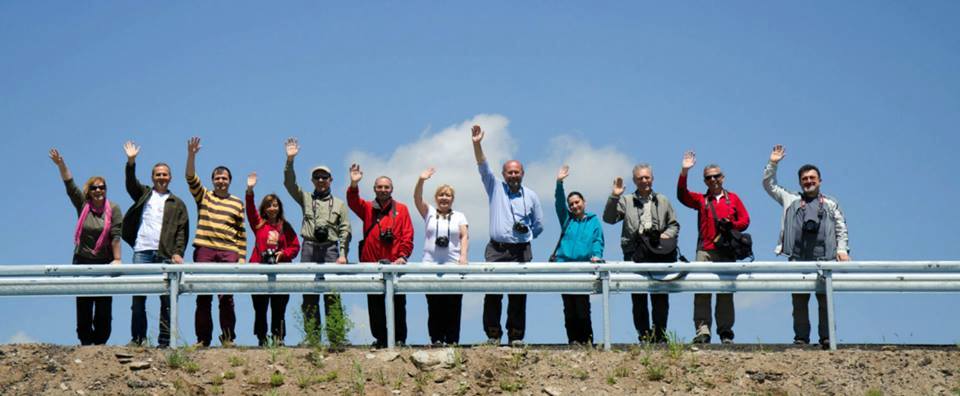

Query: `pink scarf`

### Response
(74, 199, 112, 255)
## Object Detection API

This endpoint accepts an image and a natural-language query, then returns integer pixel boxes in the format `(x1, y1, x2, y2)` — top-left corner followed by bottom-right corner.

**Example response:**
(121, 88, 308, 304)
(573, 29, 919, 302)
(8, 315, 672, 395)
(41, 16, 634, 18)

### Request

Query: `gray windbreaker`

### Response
(762, 161, 849, 258)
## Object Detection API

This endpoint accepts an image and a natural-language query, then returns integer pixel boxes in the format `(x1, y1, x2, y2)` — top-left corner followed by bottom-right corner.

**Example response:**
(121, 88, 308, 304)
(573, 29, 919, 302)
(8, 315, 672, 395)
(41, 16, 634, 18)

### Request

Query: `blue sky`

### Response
(1, 1, 958, 346)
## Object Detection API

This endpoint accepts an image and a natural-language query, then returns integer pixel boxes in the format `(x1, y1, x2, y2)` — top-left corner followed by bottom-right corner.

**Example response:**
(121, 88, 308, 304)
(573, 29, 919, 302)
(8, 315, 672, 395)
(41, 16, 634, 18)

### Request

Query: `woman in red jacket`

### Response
(246, 172, 301, 346)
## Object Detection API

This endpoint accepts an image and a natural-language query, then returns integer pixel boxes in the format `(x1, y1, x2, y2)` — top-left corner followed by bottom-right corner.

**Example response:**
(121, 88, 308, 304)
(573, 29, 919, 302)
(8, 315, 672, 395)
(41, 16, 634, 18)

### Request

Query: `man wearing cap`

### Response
(283, 138, 352, 338)
(763, 144, 850, 347)
(471, 125, 544, 347)
(603, 163, 680, 343)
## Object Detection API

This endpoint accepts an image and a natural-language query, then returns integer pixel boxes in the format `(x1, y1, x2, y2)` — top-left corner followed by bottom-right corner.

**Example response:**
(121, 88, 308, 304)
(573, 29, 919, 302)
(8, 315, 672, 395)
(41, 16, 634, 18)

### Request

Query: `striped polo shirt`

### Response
(187, 174, 247, 255)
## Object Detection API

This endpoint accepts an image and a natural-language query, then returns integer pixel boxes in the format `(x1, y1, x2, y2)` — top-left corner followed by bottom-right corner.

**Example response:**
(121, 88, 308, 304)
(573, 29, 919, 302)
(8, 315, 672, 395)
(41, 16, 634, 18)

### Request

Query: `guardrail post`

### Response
(385, 271, 396, 349)
(601, 270, 611, 351)
(168, 271, 180, 347)
(823, 269, 837, 351)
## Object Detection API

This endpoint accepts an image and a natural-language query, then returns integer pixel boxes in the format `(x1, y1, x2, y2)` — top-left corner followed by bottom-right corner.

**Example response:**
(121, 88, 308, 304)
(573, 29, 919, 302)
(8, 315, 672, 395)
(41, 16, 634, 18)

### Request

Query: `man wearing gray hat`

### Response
(283, 138, 352, 339)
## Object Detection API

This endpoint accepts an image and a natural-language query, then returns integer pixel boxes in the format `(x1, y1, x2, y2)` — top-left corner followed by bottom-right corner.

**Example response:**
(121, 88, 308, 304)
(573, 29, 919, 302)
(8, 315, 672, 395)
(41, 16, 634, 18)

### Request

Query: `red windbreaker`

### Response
(677, 173, 750, 251)
(346, 186, 414, 263)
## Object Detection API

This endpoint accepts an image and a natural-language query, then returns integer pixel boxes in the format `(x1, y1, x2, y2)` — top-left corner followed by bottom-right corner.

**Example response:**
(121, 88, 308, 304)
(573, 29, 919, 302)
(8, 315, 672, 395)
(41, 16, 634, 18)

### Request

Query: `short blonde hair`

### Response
(82, 176, 107, 201)
(434, 184, 455, 199)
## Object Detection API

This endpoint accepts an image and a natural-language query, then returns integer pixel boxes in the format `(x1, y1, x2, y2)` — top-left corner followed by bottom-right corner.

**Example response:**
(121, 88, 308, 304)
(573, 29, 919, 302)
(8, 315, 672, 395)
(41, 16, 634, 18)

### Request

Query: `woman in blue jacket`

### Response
(553, 165, 604, 345)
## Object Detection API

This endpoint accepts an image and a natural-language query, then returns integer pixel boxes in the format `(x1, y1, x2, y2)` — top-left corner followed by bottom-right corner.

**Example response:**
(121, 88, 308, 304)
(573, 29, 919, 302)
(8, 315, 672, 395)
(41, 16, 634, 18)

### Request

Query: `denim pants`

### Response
(131, 250, 172, 346)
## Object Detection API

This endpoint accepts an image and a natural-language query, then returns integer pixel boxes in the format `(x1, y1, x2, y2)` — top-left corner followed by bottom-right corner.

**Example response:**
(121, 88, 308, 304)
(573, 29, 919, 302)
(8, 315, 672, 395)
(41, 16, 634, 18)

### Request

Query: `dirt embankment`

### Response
(0, 343, 957, 395)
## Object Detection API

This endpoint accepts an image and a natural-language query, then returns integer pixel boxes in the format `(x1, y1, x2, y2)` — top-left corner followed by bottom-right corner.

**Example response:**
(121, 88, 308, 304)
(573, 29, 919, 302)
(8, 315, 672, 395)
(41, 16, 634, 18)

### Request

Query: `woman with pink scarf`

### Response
(50, 148, 123, 345)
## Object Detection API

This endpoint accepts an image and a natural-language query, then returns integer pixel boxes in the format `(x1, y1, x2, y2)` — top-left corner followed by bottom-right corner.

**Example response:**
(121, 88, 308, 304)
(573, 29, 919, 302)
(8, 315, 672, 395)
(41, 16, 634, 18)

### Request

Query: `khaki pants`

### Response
(693, 250, 735, 339)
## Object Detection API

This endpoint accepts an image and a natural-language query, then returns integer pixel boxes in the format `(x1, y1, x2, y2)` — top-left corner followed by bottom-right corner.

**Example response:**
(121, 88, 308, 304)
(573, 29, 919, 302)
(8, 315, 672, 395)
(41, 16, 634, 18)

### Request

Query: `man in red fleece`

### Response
(677, 151, 750, 345)
(346, 163, 414, 348)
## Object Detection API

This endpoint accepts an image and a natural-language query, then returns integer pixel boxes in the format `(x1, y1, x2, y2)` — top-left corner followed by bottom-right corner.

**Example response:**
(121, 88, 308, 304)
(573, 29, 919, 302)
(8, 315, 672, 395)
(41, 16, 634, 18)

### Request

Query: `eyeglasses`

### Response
(90, 185, 107, 191)
(312, 175, 331, 181)
(703, 174, 723, 181)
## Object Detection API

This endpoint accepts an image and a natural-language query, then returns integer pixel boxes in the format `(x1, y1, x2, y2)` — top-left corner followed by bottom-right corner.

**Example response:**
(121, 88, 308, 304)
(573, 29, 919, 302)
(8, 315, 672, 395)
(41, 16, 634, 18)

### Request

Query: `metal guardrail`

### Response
(2, 261, 960, 351)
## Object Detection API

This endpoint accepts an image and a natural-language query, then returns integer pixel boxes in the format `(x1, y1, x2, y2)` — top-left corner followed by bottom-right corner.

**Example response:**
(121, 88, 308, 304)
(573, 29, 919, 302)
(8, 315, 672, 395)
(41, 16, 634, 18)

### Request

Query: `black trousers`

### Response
(427, 294, 463, 344)
(368, 294, 407, 346)
(561, 294, 592, 344)
(252, 294, 290, 344)
(73, 255, 112, 345)
(625, 250, 671, 342)
(482, 240, 532, 341)
(76, 296, 112, 345)
(792, 292, 829, 343)
(632, 293, 669, 342)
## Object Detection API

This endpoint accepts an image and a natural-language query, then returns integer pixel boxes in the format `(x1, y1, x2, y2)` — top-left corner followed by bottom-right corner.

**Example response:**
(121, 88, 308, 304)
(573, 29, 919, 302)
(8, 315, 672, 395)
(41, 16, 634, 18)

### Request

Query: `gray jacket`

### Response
(762, 161, 849, 258)
(602, 190, 679, 252)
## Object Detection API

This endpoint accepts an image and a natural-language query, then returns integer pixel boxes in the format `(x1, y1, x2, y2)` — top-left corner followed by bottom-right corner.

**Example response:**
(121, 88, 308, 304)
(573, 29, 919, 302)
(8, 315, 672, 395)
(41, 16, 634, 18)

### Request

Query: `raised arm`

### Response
(554, 165, 570, 224)
(49, 148, 72, 181)
(185, 136, 201, 180)
(762, 144, 792, 204)
(413, 167, 434, 218)
(471, 125, 486, 165)
(346, 163, 370, 215)
(123, 141, 147, 201)
(602, 177, 626, 224)
(282, 137, 304, 206)
(677, 151, 703, 209)
(245, 172, 262, 230)
(50, 148, 83, 209)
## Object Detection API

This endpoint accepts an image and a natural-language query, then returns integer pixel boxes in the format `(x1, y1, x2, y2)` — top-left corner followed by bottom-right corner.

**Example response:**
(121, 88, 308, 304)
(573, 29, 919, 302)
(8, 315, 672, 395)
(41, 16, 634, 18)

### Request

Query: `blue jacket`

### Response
(553, 181, 604, 262)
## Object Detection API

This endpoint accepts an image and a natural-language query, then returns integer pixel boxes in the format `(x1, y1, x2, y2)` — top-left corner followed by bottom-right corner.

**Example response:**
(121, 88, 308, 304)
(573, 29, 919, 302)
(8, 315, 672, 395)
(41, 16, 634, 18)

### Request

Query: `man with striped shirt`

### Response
(185, 137, 247, 347)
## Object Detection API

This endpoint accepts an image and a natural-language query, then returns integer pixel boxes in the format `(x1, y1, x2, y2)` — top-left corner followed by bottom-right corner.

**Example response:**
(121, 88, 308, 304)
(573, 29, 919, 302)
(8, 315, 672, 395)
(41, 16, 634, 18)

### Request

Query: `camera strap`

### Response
(549, 217, 572, 261)
(434, 209, 452, 241)
(508, 186, 529, 226)
(363, 202, 397, 242)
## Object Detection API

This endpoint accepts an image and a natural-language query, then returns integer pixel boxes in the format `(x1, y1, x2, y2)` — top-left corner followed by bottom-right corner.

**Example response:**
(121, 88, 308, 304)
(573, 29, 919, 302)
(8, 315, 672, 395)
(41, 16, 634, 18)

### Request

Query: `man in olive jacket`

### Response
(121, 141, 190, 348)
(603, 163, 680, 343)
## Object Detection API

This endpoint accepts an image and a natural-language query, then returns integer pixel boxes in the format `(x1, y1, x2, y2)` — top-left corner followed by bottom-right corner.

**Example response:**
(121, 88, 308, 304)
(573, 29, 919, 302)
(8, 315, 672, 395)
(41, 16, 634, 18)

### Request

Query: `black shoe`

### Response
(793, 339, 809, 345)
(819, 338, 831, 350)
(692, 334, 711, 344)
(720, 338, 734, 344)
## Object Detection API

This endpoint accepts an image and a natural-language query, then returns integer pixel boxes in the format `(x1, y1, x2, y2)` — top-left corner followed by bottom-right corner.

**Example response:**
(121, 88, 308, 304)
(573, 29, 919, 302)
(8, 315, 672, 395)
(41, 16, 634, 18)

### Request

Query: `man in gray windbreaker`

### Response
(603, 163, 680, 343)
(763, 144, 850, 347)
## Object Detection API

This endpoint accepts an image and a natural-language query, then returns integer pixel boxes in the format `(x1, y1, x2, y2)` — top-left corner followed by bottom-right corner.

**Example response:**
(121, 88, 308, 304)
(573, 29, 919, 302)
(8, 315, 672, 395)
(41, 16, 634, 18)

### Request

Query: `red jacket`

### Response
(347, 186, 414, 263)
(677, 173, 750, 251)
(246, 192, 300, 264)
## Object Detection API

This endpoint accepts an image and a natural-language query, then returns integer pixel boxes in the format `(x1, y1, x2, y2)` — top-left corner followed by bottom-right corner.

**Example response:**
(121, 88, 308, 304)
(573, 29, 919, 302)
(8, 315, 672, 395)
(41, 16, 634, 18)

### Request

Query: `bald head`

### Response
(502, 160, 524, 192)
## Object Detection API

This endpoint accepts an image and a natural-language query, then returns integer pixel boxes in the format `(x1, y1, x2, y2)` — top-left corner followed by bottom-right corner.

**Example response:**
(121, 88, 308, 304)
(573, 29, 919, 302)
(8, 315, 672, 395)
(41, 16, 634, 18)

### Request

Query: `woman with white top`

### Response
(413, 167, 470, 345)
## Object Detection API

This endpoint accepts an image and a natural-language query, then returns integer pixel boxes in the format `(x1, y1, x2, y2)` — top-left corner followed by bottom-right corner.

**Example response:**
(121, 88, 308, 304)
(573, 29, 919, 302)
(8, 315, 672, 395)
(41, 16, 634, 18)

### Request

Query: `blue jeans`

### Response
(131, 250, 172, 347)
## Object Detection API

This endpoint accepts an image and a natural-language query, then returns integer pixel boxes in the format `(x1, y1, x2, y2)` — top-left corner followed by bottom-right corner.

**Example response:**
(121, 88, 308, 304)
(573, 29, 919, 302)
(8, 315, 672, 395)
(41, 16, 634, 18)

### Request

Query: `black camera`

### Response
(261, 248, 278, 264)
(380, 229, 395, 244)
(313, 227, 329, 243)
(435, 236, 450, 248)
(513, 222, 530, 234)
(642, 229, 662, 247)
(803, 219, 820, 233)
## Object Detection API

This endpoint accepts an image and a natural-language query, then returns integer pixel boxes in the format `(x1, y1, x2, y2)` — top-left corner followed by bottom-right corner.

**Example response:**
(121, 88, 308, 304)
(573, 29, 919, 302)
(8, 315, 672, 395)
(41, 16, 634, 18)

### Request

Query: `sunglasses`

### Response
(312, 175, 331, 181)
(90, 185, 107, 191)
(704, 174, 723, 181)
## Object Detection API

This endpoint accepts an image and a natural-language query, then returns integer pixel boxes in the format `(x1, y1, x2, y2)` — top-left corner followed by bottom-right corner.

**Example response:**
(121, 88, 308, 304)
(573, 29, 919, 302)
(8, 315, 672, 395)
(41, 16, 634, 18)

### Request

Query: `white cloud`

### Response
(7, 330, 37, 344)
